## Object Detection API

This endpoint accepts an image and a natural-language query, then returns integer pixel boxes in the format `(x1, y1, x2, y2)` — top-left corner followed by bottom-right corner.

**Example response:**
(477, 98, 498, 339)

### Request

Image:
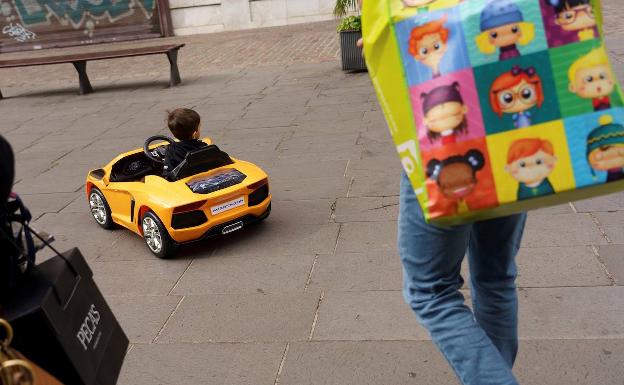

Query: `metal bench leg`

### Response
(72, 61, 94, 95)
(166, 49, 182, 87)
(0, 89, 3, 99)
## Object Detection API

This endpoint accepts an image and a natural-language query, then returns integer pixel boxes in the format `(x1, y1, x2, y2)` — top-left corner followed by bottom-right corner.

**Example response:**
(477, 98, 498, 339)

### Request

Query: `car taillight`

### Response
(173, 200, 207, 214)
(248, 178, 268, 191)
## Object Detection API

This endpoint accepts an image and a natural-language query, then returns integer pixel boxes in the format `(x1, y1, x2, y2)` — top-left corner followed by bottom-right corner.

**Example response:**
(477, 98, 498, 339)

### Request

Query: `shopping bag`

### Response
(1, 248, 128, 385)
(0, 318, 63, 385)
(363, 0, 624, 224)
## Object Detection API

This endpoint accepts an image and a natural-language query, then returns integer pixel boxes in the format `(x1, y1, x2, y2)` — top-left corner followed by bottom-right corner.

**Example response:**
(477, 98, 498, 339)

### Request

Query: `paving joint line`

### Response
(589, 245, 617, 286)
(308, 290, 324, 341)
(168, 258, 196, 295)
(272, 342, 290, 385)
(152, 295, 186, 344)
(588, 212, 612, 244)
(304, 254, 320, 292)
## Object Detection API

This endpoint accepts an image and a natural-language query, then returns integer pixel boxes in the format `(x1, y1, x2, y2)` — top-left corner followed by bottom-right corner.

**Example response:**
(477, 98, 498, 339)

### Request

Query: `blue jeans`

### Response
(398, 174, 527, 385)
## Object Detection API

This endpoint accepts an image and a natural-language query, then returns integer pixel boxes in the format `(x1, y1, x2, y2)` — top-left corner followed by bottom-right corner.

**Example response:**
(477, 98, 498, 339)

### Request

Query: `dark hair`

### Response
(167, 108, 201, 140)
(426, 149, 485, 183)
(421, 82, 468, 143)
(548, 0, 590, 14)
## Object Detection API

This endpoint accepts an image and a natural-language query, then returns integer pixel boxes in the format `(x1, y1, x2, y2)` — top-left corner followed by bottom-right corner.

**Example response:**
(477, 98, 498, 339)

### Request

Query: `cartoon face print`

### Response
(506, 139, 557, 186)
(549, 0, 596, 37)
(586, 115, 624, 182)
(426, 150, 485, 200)
(421, 82, 468, 143)
(568, 48, 615, 101)
(589, 145, 624, 170)
(476, 0, 535, 61)
(490, 66, 544, 128)
(408, 15, 449, 77)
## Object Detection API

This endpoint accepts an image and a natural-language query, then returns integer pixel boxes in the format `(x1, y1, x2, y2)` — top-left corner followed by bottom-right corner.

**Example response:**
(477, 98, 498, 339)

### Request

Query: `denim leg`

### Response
(398, 174, 518, 385)
(468, 213, 527, 367)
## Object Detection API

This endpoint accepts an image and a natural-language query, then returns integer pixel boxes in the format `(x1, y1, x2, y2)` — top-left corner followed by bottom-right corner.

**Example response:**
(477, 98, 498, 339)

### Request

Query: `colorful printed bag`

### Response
(363, 0, 624, 224)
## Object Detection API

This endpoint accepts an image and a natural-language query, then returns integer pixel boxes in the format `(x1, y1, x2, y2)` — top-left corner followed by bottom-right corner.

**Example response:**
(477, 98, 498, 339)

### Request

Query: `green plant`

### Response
(337, 15, 362, 32)
(334, 0, 358, 17)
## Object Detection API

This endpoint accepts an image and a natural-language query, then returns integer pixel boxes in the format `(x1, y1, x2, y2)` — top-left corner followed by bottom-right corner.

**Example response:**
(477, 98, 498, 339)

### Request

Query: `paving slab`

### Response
(515, 339, 624, 385)
(312, 291, 429, 341)
(117, 342, 285, 385)
(279, 341, 454, 385)
(269, 199, 334, 225)
(171, 254, 315, 295)
(518, 286, 624, 340)
(521, 213, 608, 247)
(268, 176, 350, 201)
(308, 253, 403, 292)
(279, 340, 624, 385)
(210, 220, 340, 257)
(106, 295, 182, 343)
(336, 221, 398, 254)
(597, 245, 624, 285)
(91, 259, 191, 296)
(514, 246, 612, 288)
(31, 212, 122, 261)
(349, 173, 402, 198)
(266, 160, 348, 180)
(17, 192, 80, 220)
(156, 293, 320, 343)
(333, 196, 400, 223)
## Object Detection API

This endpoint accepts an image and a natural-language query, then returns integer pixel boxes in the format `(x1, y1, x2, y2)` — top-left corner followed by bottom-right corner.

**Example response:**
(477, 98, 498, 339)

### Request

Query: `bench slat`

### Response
(0, 44, 184, 68)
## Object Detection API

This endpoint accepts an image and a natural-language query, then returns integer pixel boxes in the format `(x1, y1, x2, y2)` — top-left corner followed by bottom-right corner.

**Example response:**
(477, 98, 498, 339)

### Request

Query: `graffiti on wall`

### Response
(1, 0, 157, 42)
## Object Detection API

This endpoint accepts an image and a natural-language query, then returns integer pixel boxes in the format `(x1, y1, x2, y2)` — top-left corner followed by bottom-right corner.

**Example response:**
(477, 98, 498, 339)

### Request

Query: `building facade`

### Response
(169, 0, 337, 35)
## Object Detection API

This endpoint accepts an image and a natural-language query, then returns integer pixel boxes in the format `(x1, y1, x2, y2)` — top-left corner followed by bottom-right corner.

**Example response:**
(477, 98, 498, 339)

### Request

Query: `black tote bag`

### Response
(1, 248, 129, 385)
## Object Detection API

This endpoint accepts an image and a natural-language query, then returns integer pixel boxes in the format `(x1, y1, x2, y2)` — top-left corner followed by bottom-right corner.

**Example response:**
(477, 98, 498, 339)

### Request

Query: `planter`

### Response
(339, 30, 367, 72)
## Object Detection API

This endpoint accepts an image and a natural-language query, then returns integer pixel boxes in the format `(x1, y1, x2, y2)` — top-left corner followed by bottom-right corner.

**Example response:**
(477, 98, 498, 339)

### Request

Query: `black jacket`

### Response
(163, 139, 208, 177)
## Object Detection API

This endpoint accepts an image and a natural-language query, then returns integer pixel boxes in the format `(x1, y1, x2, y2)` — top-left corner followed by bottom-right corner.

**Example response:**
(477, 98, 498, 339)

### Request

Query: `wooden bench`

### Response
(0, 43, 185, 99)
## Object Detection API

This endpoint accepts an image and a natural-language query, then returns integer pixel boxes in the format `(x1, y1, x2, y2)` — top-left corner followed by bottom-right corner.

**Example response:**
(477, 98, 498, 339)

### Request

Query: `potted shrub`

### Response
(335, 0, 366, 71)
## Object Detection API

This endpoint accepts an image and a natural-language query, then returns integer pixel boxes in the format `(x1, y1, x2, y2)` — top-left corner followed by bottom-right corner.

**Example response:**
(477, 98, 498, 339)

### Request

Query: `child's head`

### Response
(568, 47, 614, 99)
(490, 66, 544, 117)
(421, 82, 468, 141)
(506, 138, 557, 185)
(476, 0, 535, 54)
(408, 15, 449, 70)
(167, 108, 201, 140)
(548, 0, 595, 32)
(586, 115, 624, 173)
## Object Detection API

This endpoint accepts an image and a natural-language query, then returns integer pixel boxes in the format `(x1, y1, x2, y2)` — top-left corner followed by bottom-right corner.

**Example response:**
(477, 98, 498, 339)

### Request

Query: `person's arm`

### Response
(357, 0, 364, 48)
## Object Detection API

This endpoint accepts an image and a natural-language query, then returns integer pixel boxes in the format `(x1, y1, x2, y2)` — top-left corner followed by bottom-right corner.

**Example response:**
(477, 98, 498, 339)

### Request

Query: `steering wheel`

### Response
(144, 135, 174, 164)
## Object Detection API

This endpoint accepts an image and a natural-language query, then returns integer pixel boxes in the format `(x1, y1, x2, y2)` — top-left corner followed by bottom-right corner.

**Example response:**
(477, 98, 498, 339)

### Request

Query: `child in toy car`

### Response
(163, 108, 208, 179)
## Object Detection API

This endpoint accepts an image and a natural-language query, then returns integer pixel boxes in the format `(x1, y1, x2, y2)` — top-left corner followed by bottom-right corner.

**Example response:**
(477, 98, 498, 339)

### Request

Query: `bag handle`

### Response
(0, 319, 13, 351)
(0, 319, 36, 385)
(0, 359, 36, 385)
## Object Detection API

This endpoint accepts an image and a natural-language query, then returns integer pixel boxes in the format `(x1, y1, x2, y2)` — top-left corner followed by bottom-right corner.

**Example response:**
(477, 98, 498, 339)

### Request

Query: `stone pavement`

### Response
(1, 2, 624, 384)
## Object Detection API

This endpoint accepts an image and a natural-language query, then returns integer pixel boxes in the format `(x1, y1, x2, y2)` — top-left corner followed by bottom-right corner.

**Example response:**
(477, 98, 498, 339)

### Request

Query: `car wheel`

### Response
(89, 187, 114, 229)
(141, 211, 177, 259)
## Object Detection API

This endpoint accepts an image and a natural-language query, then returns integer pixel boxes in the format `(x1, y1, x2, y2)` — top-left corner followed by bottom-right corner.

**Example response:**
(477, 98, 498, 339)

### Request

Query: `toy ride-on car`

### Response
(85, 135, 271, 259)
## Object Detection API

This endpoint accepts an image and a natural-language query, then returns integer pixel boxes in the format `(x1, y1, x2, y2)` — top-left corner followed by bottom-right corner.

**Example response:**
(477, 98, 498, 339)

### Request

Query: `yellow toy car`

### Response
(85, 135, 271, 259)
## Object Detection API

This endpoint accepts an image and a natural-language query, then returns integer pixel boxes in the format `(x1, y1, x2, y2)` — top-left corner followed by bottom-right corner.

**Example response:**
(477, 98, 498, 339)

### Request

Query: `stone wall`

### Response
(170, 0, 337, 35)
